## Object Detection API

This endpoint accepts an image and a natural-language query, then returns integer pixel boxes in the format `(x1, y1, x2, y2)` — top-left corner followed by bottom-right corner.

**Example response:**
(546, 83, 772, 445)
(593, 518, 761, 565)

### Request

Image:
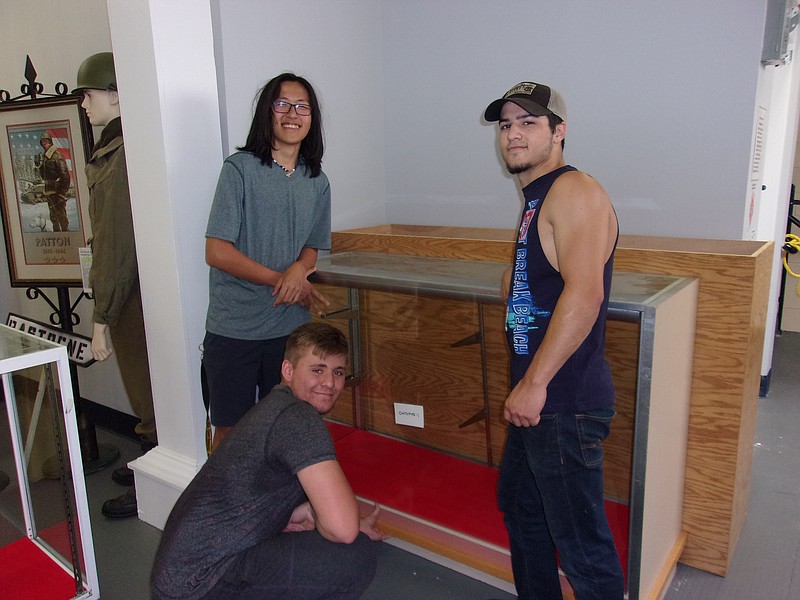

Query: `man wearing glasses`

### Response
(203, 73, 331, 450)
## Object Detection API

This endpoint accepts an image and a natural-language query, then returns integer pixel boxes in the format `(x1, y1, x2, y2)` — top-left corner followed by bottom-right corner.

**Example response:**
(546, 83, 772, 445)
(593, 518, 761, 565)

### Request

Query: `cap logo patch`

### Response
(504, 82, 536, 98)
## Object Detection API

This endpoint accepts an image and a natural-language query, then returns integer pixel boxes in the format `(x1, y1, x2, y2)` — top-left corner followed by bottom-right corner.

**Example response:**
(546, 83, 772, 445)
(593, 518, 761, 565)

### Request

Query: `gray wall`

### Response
(213, 0, 388, 228)
(216, 0, 767, 239)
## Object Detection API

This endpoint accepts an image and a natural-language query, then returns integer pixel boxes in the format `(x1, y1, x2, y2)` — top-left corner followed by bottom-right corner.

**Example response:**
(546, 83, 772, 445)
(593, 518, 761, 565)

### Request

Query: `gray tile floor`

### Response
(2, 331, 799, 599)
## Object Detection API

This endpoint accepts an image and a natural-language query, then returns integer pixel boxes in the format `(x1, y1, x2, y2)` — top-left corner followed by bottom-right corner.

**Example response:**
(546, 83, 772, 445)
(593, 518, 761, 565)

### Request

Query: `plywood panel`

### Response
(332, 225, 514, 262)
(483, 303, 511, 467)
(638, 280, 697, 600)
(614, 244, 771, 574)
(604, 320, 639, 502)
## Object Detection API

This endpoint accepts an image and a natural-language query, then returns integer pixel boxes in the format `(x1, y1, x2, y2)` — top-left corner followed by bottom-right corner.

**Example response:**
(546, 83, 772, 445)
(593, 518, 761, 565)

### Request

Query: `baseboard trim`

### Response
(760, 370, 771, 398)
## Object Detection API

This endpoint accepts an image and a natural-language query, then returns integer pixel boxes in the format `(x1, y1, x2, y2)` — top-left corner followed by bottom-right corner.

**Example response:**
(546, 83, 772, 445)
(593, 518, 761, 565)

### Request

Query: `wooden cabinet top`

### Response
(332, 224, 771, 263)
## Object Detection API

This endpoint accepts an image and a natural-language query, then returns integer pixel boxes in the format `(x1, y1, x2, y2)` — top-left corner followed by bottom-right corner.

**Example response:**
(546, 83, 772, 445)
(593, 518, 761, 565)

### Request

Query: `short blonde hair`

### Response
(284, 322, 348, 365)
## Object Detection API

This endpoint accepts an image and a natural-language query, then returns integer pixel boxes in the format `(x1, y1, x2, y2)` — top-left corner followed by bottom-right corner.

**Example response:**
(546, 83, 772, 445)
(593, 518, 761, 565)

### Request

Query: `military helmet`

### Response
(74, 52, 117, 93)
(40, 131, 53, 142)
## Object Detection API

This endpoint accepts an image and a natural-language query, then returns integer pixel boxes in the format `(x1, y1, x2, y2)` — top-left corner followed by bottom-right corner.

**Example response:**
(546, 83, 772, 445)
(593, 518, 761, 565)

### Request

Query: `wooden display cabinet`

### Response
(323, 225, 772, 578)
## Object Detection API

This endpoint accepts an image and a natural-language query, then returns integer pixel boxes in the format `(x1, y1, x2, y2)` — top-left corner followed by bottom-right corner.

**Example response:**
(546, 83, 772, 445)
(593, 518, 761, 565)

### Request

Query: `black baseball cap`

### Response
(484, 81, 567, 122)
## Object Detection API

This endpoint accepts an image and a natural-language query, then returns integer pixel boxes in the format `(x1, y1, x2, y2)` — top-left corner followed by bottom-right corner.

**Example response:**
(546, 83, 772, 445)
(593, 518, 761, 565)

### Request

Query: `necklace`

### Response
(273, 159, 295, 177)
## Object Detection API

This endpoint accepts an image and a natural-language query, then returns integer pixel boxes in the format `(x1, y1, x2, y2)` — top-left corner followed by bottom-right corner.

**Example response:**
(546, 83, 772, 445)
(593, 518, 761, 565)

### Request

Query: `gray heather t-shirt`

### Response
(205, 152, 331, 340)
(150, 385, 336, 600)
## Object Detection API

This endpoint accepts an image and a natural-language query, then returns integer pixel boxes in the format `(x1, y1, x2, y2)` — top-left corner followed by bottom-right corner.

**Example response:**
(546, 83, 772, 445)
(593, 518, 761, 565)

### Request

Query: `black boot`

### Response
(111, 439, 156, 487)
(111, 465, 135, 486)
(101, 486, 137, 519)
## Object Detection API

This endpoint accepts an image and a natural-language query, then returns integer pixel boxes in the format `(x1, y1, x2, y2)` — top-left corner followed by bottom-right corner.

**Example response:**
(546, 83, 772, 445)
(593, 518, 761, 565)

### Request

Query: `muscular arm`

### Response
(504, 172, 617, 427)
(297, 460, 361, 543)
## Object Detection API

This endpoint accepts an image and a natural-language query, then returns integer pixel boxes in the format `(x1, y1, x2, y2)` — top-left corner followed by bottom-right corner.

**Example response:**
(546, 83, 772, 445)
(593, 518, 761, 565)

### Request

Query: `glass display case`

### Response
(0, 324, 98, 599)
(313, 250, 699, 600)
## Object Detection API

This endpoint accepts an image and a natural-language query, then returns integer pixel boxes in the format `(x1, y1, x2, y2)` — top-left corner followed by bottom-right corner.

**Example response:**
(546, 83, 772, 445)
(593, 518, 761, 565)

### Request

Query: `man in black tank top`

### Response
(485, 82, 623, 599)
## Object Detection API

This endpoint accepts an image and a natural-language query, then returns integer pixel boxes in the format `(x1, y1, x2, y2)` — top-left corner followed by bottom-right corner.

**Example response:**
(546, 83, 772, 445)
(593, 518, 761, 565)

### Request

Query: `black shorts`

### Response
(202, 332, 288, 427)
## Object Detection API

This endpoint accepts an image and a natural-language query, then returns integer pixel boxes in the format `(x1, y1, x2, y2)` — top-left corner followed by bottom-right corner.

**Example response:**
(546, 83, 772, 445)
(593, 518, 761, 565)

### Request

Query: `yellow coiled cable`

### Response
(784, 233, 800, 295)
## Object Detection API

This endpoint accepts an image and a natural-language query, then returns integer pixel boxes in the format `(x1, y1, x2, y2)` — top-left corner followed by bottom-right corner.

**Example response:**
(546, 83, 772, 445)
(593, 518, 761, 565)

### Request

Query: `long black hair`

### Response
(237, 72, 324, 177)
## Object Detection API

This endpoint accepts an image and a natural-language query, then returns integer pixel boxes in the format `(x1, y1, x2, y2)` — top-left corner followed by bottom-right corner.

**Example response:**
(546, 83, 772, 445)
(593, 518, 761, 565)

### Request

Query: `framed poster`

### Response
(0, 95, 93, 286)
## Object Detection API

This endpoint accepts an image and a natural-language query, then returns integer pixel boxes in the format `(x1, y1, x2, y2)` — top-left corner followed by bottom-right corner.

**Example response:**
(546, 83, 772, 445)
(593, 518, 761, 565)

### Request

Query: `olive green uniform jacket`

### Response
(85, 117, 138, 326)
(85, 116, 156, 443)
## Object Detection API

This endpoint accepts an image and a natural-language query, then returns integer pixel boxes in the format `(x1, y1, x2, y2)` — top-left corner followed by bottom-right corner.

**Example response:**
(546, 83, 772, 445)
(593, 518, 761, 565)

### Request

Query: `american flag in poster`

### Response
(45, 127, 72, 169)
(7, 124, 73, 171)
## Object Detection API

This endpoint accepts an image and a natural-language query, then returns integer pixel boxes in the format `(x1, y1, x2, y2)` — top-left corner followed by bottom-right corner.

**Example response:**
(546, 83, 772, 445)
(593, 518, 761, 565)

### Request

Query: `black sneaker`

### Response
(101, 487, 137, 519)
(111, 465, 135, 486)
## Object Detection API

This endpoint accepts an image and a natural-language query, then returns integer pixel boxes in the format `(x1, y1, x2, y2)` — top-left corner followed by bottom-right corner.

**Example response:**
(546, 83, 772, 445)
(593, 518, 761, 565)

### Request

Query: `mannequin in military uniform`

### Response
(75, 52, 157, 519)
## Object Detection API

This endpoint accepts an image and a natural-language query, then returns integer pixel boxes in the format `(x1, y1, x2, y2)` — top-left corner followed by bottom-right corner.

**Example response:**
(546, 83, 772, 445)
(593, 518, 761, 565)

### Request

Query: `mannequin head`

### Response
(80, 89, 120, 127)
(74, 52, 120, 127)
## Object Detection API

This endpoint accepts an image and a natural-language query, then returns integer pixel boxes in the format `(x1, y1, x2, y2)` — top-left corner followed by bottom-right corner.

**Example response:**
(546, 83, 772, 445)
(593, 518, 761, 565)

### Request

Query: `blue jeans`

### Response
(497, 409, 624, 600)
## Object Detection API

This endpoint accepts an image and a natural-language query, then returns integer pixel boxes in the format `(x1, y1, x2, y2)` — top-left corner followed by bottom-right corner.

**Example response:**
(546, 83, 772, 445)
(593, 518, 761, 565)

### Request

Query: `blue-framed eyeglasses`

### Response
(272, 100, 311, 116)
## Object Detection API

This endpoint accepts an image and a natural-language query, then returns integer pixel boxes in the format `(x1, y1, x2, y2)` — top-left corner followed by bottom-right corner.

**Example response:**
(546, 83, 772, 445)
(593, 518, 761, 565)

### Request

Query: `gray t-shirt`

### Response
(150, 385, 336, 599)
(205, 152, 331, 340)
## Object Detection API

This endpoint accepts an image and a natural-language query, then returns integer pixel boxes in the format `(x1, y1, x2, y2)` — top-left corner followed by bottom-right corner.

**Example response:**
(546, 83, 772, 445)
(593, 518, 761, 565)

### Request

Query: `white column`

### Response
(106, 0, 222, 528)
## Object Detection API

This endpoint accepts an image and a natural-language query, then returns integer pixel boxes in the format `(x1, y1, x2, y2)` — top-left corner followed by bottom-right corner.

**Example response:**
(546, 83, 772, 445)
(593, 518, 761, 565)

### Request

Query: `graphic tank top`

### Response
(505, 165, 616, 413)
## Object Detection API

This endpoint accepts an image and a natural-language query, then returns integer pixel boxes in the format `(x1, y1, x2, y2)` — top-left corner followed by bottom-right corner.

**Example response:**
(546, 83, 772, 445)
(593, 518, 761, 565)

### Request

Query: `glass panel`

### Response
(36, 363, 86, 589)
(359, 290, 489, 463)
(1, 328, 94, 598)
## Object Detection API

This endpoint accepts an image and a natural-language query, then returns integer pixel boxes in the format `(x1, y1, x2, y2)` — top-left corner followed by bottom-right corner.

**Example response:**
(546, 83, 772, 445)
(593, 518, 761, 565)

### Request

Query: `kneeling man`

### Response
(151, 322, 385, 600)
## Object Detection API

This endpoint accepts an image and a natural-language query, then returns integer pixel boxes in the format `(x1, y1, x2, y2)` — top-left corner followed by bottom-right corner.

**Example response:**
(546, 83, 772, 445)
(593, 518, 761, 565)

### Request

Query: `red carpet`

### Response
(0, 537, 77, 600)
(329, 421, 629, 578)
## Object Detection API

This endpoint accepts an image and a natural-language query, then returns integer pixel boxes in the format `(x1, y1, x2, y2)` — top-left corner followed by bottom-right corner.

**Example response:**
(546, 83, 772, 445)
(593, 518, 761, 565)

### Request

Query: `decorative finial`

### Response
(0, 55, 70, 102)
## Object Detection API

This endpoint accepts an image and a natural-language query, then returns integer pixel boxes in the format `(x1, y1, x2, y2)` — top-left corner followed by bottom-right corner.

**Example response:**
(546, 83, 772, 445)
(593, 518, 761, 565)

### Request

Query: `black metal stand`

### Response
(777, 184, 800, 335)
(29, 286, 119, 476)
